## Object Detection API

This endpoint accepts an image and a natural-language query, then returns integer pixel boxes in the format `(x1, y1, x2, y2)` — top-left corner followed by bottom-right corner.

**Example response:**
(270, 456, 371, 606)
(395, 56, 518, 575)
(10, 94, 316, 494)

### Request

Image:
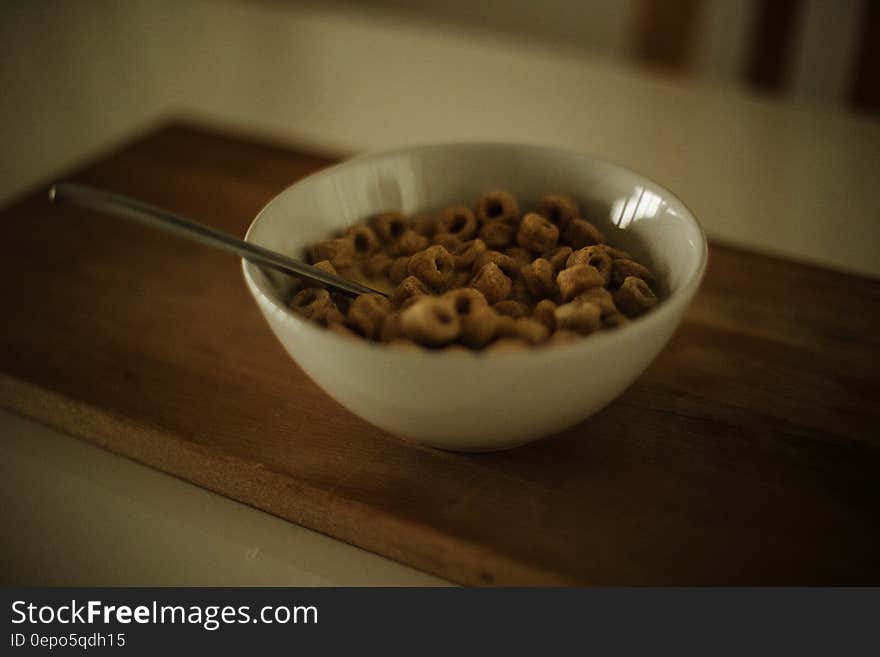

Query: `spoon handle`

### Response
(49, 182, 383, 298)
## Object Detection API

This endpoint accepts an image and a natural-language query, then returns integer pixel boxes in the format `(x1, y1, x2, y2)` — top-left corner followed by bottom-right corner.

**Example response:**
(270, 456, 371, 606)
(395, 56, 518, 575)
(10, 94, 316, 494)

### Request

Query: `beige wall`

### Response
(3, 0, 638, 203)
(309, 0, 639, 58)
(0, 0, 872, 208)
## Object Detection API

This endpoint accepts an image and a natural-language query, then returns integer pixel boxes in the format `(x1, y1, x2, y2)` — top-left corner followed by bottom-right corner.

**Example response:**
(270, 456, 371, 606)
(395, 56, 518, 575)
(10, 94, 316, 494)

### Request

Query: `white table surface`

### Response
(2, 2, 878, 586)
(0, 410, 447, 586)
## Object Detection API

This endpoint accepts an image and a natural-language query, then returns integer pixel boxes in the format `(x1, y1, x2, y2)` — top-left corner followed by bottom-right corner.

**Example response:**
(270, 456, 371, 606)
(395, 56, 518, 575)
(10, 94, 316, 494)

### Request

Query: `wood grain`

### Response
(1, 121, 878, 585)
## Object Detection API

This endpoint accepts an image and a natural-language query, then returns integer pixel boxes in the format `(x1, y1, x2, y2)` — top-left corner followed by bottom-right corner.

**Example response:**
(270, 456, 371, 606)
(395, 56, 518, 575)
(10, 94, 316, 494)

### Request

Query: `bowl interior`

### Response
(245, 143, 705, 324)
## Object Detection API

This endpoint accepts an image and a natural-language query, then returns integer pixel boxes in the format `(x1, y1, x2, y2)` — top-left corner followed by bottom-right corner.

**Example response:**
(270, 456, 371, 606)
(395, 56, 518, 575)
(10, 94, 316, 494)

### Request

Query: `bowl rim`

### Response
(242, 141, 708, 361)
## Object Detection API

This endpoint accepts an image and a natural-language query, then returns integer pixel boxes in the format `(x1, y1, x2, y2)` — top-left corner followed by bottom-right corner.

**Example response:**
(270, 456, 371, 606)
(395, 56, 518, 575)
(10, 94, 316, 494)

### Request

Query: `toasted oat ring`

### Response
(476, 190, 520, 224)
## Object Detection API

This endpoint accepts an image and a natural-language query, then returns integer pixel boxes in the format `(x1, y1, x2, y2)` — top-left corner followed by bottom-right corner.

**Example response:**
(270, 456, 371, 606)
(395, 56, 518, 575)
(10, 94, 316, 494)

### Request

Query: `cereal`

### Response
(543, 246, 573, 272)
(554, 300, 601, 334)
(538, 194, 579, 231)
(476, 190, 519, 225)
(602, 312, 630, 330)
(564, 218, 605, 249)
(493, 300, 530, 319)
(344, 225, 380, 256)
(371, 212, 410, 243)
(471, 261, 513, 304)
(362, 253, 394, 278)
(437, 205, 479, 240)
(299, 188, 661, 351)
(604, 245, 632, 261)
(312, 260, 337, 275)
(549, 329, 581, 345)
(611, 258, 654, 289)
(289, 287, 326, 315)
(512, 317, 550, 344)
(307, 238, 355, 269)
(453, 238, 487, 270)
(388, 256, 411, 285)
(390, 275, 429, 308)
(532, 299, 557, 331)
(473, 250, 521, 278)
(379, 311, 406, 341)
(289, 288, 344, 326)
(459, 305, 500, 348)
(346, 293, 391, 339)
(432, 232, 463, 252)
(401, 296, 460, 347)
(507, 280, 533, 305)
(444, 287, 488, 316)
(398, 295, 424, 311)
(567, 245, 612, 285)
(504, 247, 533, 267)
(521, 258, 558, 300)
(517, 213, 559, 254)
(613, 276, 657, 318)
(412, 214, 436, 237)
(574, 286, 617, 317)
(566, 245, 598, 267)
(389, 229, 429, 257)
(449, 270, 473, 289)
(407, 245, 455, 291)
(330, 292, 352, 316)
(557, 264, 604, 301)
(479, 221, 515, 250)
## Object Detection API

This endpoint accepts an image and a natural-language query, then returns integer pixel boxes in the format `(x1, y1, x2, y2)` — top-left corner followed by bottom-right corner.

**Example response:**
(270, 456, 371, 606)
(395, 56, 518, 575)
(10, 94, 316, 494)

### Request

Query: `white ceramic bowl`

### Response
(243, 143, 707, 451)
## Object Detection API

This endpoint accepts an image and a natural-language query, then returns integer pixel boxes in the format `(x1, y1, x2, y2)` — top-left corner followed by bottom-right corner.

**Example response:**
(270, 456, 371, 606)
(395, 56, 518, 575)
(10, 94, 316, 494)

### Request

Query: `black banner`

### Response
(2, 588, 877, 654)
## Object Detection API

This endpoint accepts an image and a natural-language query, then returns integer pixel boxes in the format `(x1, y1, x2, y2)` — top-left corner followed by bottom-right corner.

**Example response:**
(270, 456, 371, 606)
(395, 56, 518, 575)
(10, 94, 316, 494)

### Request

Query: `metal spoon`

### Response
(48, 182, 385, 298)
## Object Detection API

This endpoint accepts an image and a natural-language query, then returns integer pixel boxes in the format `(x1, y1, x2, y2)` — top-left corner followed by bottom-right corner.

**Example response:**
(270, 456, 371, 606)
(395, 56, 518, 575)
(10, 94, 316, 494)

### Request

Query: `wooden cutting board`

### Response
(2, 121, 878, 585)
